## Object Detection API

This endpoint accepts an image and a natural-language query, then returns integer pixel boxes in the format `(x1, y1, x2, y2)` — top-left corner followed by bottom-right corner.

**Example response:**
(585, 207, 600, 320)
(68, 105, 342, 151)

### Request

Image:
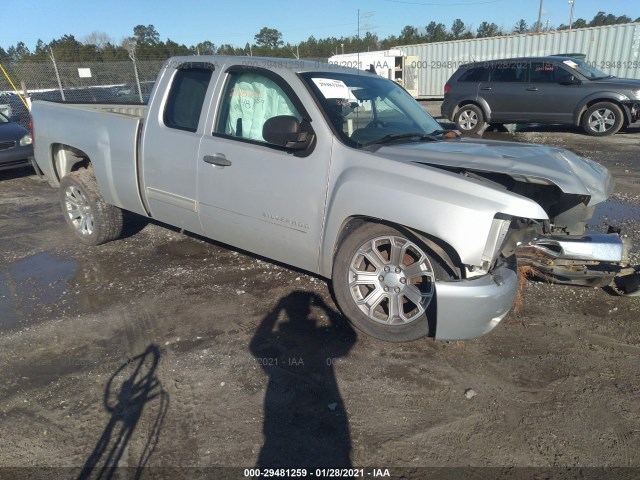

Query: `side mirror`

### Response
(262, 115, 310, 149)
(559, 74, 581, 85)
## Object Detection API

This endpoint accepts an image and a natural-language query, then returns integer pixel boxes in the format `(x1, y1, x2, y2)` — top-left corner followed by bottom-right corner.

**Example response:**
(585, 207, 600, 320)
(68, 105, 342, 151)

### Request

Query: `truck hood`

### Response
(374, 138, 613, 205)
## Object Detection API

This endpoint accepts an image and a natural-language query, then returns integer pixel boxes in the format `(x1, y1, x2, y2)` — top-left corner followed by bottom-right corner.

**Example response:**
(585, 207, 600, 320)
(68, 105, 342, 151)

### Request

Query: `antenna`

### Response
(359, 11, 376, 36)
(357, 9, 360, 74)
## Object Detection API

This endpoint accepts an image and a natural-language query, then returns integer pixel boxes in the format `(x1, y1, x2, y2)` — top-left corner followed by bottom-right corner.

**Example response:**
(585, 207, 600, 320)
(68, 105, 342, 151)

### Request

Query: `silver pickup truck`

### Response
(31, 56, 636, 342)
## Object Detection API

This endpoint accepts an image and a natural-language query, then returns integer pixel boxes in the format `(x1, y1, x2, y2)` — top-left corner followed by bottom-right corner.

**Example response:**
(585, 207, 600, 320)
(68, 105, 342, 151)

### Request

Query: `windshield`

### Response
(565, 59, 611, 80)
(300, 72, 442, 147)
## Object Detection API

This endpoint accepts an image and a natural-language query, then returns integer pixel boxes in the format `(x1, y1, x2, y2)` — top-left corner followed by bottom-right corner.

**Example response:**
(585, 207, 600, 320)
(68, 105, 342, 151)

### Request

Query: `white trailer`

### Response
(328, 50, 420, 98)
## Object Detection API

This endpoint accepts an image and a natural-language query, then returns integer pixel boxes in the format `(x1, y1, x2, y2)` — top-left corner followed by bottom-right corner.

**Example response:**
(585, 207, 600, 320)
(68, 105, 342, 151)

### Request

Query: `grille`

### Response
(0, 140, 16, 151)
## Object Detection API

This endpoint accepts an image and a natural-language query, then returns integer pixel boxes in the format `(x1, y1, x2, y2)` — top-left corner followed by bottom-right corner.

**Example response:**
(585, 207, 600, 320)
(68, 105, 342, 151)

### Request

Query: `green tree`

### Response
(7, 41, 31, 62)
(399, 25, 422, 44)
(254, 27, 284, 49)
(450, 19, 467, 39)
(425, 21, 448, 42)
(193, 41, 216, 55)
(573, 18, 588, 29)
(514, 19, 528, 34)
(132, 24, 160, 46)
(477, 22, 502, 38)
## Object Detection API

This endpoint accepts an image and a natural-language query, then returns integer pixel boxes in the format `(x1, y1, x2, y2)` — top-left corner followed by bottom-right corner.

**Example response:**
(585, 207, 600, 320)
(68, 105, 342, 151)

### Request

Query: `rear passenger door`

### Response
(479, 61, 528, 122)
(141, 62, 216, 234)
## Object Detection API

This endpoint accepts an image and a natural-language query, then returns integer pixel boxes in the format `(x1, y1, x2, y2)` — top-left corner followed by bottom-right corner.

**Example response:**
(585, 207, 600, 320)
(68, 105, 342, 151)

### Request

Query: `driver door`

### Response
(196, 67, 331, 273)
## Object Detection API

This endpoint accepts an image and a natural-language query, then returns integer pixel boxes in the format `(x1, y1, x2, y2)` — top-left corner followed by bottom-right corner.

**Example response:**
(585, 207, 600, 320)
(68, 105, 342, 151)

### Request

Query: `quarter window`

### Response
(458, 66, 490, 82)
(164, 66, 213, 132)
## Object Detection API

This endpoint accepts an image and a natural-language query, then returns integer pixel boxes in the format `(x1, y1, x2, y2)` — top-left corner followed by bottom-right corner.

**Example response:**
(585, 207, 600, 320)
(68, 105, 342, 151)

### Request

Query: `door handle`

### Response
(526, 87, 539, 91)
(481, 87, 492, 90)
(203, 154, 232, 167)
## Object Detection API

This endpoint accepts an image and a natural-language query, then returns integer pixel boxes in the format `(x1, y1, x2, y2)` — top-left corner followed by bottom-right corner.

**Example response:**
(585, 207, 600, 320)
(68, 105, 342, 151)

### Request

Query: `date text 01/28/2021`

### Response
(243, 468, 391, 477)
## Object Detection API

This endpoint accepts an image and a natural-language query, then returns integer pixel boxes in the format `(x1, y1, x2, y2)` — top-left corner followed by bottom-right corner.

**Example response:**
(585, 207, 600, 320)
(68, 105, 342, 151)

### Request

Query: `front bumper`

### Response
(0, 144, 34, 172)
(526, 233, 624, 263)
(434, 263, 518, 340)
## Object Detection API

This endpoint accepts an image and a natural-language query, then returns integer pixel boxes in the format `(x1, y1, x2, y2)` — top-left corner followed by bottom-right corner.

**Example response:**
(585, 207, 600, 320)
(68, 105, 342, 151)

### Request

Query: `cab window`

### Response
(164, 65, 213, 132)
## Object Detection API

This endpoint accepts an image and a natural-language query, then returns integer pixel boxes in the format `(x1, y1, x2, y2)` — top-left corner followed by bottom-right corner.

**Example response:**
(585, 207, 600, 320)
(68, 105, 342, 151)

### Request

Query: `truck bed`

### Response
(32, 101, 148, 216)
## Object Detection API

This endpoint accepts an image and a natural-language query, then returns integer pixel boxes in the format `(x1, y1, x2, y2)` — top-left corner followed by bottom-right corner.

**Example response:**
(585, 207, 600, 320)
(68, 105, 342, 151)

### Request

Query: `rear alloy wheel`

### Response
(454, 104, 485, 134)
(59, 168, 123, 245)
(582, 102, 624, 136)
(332, 223, 453, 342)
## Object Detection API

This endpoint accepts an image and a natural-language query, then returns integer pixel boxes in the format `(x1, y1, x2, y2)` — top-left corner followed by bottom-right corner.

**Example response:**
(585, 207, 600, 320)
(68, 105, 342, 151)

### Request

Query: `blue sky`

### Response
(2, 0, 639, 50)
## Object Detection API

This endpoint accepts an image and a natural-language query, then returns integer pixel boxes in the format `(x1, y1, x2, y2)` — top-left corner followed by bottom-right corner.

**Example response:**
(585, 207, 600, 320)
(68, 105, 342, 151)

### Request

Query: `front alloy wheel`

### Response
(582, 102, 624, 136)
(348, 235, 434, 326)
(333, 223, 454, 342)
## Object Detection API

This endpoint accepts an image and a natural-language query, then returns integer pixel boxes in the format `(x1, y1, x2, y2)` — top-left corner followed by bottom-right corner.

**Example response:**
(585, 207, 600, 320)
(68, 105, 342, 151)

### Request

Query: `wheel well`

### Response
(333, 216, 464, 279)
(579, 99, 628, 126)
(455, 101, 484, 116)
(52, 144, 91, 181)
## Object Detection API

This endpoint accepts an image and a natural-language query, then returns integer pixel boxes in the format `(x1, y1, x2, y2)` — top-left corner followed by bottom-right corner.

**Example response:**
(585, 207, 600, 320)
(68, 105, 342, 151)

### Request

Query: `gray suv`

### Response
(441, 56, 640, 136)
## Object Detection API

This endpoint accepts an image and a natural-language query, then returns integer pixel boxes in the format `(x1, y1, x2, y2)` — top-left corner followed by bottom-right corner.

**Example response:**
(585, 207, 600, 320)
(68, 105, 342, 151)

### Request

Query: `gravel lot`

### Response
(1, 103, 639, 479)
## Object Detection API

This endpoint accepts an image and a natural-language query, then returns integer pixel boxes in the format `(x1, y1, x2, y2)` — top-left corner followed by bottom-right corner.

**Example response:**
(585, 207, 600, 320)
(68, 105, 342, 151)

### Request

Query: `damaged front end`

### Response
(497, 188, 639, 295)
(456, 153, 640, 295)
(391, 137, 639, 294)
(517, 228, 639, 296)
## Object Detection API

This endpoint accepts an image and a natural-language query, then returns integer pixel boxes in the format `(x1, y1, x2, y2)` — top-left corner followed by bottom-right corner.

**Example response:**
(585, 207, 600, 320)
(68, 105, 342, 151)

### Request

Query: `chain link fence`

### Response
(1, 58, 166, 128)
(1, 55, 330, 128)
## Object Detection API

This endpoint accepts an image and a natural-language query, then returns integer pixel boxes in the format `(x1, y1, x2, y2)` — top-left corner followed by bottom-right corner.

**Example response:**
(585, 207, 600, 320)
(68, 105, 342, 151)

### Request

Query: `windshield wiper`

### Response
(363, 132, 440, 146)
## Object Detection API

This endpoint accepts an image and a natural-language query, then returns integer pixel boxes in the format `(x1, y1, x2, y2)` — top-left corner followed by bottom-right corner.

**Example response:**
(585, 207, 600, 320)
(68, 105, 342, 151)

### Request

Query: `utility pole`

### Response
(537, 0, 543, 33)
(568, 0, 575, 31)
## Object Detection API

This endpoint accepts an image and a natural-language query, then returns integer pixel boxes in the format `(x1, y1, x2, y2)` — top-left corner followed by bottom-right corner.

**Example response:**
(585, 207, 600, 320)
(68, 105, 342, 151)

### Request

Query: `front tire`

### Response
(332, 223, 453, 342)
(59, 168, 123, 245)
(454, 104, 485, 134)
(582, 102, 624, 136)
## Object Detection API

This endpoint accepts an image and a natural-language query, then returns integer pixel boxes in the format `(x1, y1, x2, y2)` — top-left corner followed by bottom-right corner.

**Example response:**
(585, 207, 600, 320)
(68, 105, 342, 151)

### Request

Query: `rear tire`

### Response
(59, 168, 123, 246)
(332, 222, 454, 342)
(454, 104, 485, 134)
(581, 102, 624, 136)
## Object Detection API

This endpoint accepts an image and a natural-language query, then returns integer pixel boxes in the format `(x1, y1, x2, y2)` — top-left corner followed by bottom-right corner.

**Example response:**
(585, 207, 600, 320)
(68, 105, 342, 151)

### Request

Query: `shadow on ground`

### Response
(78, 344, 168, 480)
(250, 291, 357, 470)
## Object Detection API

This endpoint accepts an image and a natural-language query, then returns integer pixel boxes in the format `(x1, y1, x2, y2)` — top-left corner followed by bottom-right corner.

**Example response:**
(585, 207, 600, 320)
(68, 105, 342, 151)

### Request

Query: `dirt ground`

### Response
(1, 105, 639, 480)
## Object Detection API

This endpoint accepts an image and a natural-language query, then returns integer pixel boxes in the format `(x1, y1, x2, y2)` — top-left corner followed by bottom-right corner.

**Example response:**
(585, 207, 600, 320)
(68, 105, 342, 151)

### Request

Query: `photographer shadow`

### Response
(78, 344, 169, 480)
(250, 291, 357, 470)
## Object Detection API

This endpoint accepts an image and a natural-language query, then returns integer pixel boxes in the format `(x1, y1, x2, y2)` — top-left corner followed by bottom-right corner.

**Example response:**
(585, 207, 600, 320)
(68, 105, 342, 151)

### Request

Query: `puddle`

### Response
(156, 239, 210, 257)
(589, 199, 640, 232)
(0, 253, 77, 329)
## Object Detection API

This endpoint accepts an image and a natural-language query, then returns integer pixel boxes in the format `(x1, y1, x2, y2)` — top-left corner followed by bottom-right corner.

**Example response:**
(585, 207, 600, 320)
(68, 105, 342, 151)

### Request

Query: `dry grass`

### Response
(514, 265, 544, 314)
